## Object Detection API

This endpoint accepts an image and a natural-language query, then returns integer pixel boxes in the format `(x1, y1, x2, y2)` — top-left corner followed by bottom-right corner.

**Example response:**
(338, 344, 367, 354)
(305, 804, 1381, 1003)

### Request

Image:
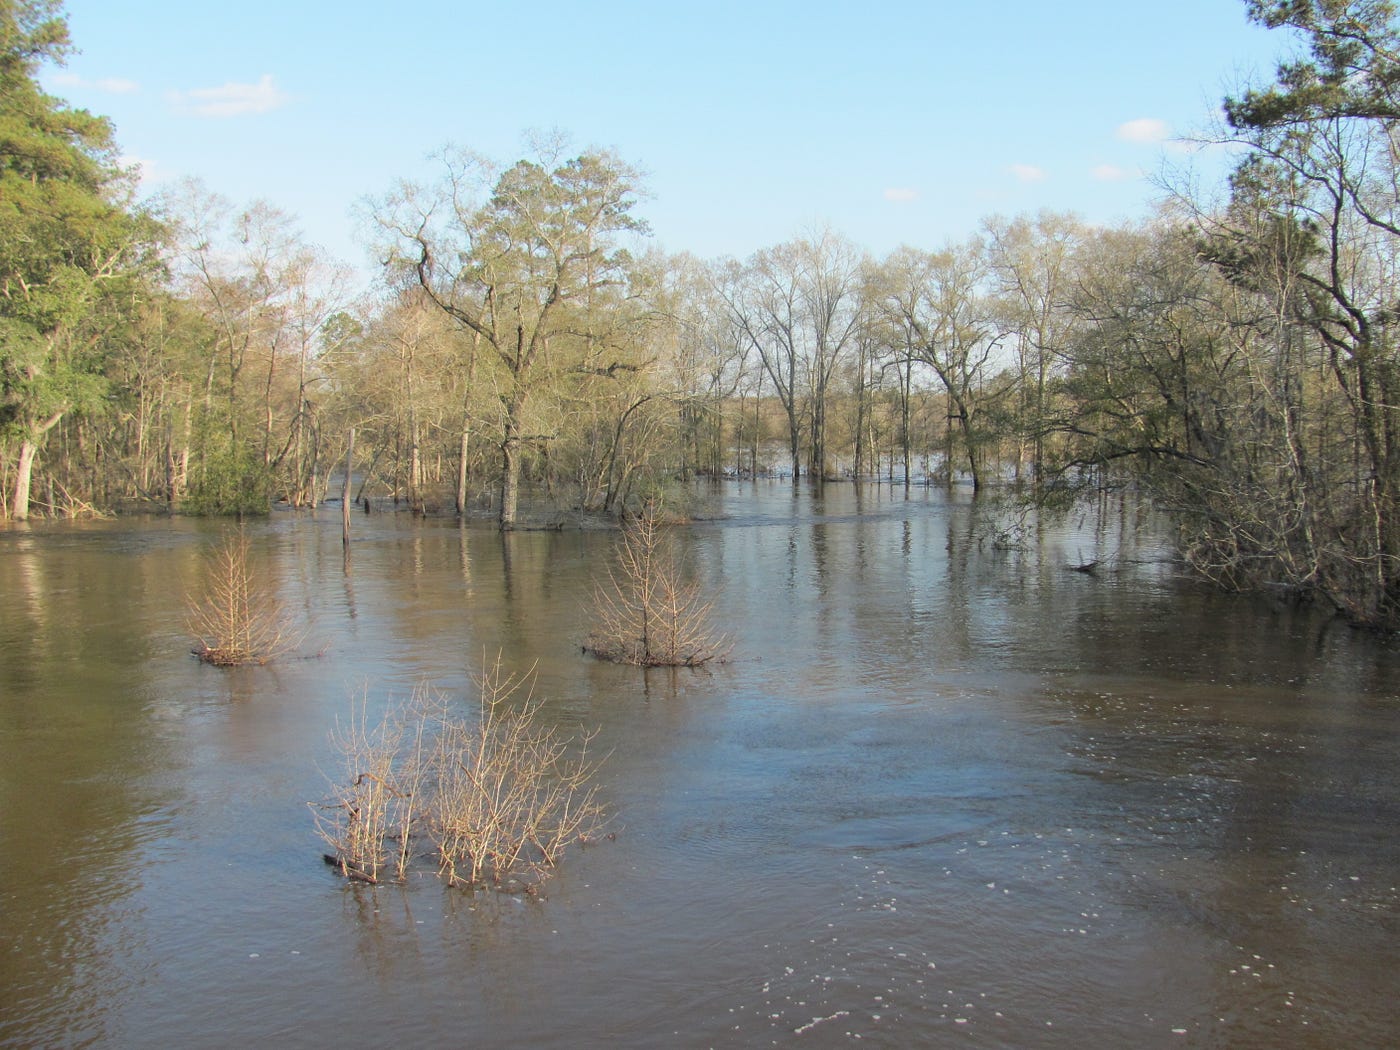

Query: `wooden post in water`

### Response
(342, 427, 355, 556)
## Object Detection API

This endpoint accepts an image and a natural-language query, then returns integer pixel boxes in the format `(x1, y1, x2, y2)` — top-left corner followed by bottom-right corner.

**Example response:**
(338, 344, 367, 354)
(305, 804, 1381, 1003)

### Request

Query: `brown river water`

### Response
(1, 481, 1397, 1048)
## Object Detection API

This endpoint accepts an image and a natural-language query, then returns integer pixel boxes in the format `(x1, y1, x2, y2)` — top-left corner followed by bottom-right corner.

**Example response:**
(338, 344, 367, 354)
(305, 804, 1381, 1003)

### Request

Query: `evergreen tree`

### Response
(0, 0, 138, 518)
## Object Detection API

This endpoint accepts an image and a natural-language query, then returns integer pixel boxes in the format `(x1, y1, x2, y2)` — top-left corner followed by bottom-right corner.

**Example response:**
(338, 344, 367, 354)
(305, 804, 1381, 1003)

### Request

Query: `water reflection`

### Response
(0, 522, 195, 1047)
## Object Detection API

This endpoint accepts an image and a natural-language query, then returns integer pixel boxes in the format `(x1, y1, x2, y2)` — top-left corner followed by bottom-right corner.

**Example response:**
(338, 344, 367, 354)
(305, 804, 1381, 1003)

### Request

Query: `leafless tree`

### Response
(585, 501, 731, 667)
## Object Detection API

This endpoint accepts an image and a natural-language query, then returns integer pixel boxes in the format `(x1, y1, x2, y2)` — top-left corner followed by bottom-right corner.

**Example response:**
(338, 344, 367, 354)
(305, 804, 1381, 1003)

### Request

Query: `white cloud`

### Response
(51, 72, 140, 94)
(1009, 164, 1046, 183)
(1116, 118, 1171, 144)
(1091, 164, 1134, 181)
(883, 187, 919, 202)
(170, 73, 287, 118)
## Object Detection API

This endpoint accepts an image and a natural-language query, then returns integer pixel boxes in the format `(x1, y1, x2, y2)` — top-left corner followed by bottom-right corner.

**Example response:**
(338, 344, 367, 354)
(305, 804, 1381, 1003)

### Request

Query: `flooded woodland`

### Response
(2, 481, 1399, 1048)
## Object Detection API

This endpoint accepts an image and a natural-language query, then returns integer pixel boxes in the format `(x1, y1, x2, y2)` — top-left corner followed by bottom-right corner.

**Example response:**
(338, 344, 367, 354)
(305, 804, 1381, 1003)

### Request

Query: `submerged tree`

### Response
(984, 210, 1084, 486)
(716, 232, 865, 482)
(187, 528, 300, 665)
(870, 240, 1001, 491)
(584, 501, 730, 667)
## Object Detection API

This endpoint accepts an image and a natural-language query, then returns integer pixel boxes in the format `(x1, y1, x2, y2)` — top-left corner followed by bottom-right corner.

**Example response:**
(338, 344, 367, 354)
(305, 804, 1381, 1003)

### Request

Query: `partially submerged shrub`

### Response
(187, 528, 301, 666)
(312, 660, 607, 892)
(584, 501, 730, 667)
(312, 690, 426, 883)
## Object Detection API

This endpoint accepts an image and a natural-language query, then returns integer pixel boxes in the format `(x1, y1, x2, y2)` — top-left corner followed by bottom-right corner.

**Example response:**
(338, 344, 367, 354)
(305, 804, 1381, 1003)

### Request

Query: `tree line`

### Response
(6, 0, 1400, 626)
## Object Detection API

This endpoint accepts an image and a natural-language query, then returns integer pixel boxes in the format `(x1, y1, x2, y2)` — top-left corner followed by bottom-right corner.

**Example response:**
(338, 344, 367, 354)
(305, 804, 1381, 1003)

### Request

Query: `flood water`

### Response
(2, 481, 1398, 1048)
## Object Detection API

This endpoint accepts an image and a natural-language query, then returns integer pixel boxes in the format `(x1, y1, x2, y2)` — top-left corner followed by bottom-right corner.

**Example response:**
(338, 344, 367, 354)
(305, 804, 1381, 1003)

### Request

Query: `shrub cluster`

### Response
(312, 661, 606, 893)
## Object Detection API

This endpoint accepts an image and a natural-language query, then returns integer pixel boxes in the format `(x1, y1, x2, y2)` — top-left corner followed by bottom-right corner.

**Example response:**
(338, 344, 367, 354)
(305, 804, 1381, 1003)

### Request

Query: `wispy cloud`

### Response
(1009, 163, 1046, 183)
(883, 187, 919, 202)
(1115, 118, 1171, 144)
(52, 72, 140, 94)
(170, 73, 287, 118)
(1091, 164, 1135, 181)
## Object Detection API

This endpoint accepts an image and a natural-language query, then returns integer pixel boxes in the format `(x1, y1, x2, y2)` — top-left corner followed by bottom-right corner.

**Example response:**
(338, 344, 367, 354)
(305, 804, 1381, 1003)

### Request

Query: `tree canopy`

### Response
(0, 0, 139, 518)
(12, 0, 1400, 627)
(1226, 0, 1400, 125)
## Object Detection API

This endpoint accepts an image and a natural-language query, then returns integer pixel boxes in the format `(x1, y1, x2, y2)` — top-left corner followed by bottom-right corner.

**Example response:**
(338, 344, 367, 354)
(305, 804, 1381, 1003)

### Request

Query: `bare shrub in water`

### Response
(187, 528, 301, 666)
(312, 661, 607, 892)
(425, 657, 606, 888)
(312, 691, 428, 884)
(584, 501, 731, 667)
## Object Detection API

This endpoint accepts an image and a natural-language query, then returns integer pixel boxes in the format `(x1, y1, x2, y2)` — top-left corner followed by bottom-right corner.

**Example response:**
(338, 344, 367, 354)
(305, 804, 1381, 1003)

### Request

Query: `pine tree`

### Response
(0, 0, 138, 519)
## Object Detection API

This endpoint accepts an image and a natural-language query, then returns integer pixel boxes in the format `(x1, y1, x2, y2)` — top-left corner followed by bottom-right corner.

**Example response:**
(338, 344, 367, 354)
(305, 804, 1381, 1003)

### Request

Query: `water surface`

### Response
(1, 482, 1397, 1047)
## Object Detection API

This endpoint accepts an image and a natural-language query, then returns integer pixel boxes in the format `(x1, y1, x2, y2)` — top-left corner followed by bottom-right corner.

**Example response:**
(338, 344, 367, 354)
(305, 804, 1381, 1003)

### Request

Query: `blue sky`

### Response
(45, 1, 1288, 278)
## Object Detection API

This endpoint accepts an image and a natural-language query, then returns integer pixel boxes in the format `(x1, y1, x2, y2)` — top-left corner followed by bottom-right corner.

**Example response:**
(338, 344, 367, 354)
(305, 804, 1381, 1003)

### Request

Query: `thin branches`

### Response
(584, 500, 731, 667)
(427, 660, 605, 888)
(312, 662, 607, 893)
(187, 527, 301, 665)
(312, 690, 425, 883)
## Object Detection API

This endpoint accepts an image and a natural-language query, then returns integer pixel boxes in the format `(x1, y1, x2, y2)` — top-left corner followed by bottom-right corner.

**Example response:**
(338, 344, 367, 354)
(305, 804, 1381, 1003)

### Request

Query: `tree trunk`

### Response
(788, 416, 801, 481)
(408, 419, 422, 512)
(958, 404, 982, 494)
(12, 439, 39, 521)
(500, 437, 520, 529)
(11, 411, 64, 521)
(498, 386, 530, 529)
(853, 378, 866, 481)
(901, 358, 913, 489)
(342, 427, 355, 552)
(456, 426, 470, 516)
(944, 400, 955, 489)
(811, 395, 827, 481)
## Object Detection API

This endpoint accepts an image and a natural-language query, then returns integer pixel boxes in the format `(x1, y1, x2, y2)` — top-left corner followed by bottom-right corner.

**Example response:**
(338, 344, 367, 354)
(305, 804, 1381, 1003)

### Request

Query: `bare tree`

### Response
(984, 211, 1084, 486)
(585, 501, 731, 666)
(797, 230, 866, 479)
(187, 528, 301, 665)
(871, 240, 1002, 491)
(718, 248, 805, 479)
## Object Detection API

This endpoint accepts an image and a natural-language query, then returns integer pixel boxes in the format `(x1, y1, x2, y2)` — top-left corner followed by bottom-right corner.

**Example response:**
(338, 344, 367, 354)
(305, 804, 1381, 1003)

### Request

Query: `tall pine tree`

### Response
(0, 0, 137, 519)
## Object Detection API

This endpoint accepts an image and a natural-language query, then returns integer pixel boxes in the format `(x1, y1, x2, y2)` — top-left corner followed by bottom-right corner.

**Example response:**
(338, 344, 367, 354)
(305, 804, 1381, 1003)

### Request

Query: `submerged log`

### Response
(322, 852, 378, 884)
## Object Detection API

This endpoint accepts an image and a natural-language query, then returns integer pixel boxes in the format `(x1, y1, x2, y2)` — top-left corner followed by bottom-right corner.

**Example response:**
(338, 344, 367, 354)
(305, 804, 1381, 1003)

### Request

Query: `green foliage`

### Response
(1227, 1, 1400, 126)
(183, 440, 273, 516)
(0, 0, 141, 517)
(379, 144, 649, 527)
